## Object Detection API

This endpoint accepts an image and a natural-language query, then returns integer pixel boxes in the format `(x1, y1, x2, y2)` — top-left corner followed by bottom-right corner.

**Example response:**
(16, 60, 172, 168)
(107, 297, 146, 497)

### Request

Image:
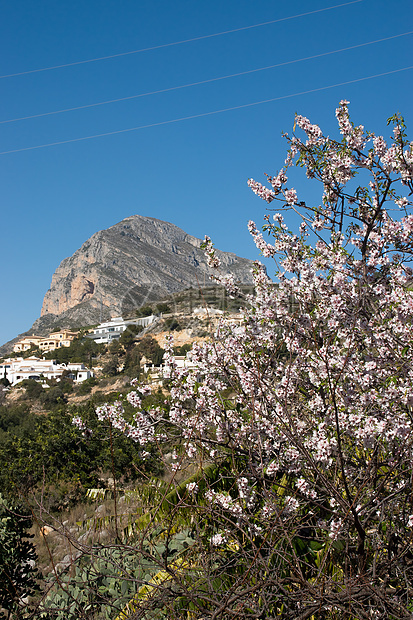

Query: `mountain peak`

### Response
(39, 215, 254, 328)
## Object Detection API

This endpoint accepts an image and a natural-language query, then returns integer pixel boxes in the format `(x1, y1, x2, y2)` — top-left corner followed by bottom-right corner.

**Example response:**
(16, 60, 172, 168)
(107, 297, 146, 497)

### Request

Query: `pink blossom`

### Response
(284, 189, 297, 205)
(247, 178, 275, 203)
(210, 533, 226, 546)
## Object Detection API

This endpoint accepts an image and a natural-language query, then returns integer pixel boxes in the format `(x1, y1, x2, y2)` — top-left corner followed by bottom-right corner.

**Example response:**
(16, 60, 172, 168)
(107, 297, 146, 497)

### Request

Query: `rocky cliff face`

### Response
(39, 215, 255, 327)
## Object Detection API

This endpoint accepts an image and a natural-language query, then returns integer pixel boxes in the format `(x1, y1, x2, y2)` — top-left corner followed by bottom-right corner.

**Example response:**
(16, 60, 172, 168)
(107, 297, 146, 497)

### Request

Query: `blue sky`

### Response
(1, 0, 412, 346)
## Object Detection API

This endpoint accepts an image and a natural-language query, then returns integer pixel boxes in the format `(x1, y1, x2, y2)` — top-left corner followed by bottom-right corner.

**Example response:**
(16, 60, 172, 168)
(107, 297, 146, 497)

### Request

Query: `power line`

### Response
(1, 30, 410, 126)
(1, 65, 410, 156)
(0, 0, 363, 79)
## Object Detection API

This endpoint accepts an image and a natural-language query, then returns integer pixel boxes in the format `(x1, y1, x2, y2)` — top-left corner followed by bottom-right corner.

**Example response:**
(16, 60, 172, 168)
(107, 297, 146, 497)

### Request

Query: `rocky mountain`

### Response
(27, 215, 255, 333)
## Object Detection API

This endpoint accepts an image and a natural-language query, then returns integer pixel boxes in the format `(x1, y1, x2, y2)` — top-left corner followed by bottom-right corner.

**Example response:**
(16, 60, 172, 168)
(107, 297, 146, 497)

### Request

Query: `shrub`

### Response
(102, 356, 119, 377)
(0, 494, 39, 618)
(155, 302, 171, 313)
(20, 379, 44, 400)
(163, 317, 181, 331)
(135, 305, 153, 317)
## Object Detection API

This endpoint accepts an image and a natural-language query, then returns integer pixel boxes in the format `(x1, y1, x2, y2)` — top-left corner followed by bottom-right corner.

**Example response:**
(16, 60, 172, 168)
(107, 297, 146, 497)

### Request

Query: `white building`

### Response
(87, 315, 156, 345)
(192, 307, 224, 319)
(0, 357, 94, 386)
(66, 363, 94, 383)
(142, 352, 201, 386)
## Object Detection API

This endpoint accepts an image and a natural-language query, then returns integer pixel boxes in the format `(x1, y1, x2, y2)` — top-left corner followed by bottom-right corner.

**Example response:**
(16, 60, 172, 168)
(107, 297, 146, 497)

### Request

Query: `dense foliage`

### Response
(0, 396, 161, 503)
(43, 336, 105, 365)
(0, 494, 38, 619)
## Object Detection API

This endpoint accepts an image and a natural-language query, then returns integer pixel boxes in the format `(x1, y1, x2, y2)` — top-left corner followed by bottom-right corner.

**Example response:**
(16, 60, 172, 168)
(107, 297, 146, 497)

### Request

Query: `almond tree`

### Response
(64, 102, 413, 620)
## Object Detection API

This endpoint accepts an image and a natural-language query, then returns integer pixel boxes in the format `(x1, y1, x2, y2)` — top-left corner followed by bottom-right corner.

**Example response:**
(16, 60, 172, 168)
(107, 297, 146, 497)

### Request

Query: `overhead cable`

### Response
(1, 65, 411, 156)
(1, 30, 410, 126)
(0, 1, 363, 79)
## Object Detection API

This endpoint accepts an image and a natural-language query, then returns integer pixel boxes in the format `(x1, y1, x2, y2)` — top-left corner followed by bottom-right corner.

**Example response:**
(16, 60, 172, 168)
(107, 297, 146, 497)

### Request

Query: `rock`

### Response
(78, 532, 89, 543)
(56, 555, 72, 571)
(40, 215, 255, 327)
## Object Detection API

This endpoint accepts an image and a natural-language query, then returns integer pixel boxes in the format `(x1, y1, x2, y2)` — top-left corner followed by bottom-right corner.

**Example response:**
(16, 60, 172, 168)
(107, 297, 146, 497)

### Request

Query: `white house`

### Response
(66, 363, 94, 383)
(0, 357, 94, 386)
(86, 315, 156, 345)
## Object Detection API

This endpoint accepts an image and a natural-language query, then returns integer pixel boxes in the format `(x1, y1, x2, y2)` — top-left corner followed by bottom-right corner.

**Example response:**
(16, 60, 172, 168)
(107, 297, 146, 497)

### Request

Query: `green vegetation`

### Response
(102, 355, 119, 377)
(163, 316, 181, 331)
(122, 335, 164, 378)
(43, 336, 105, 366)
(155, 302, 171, 313)
(118, 324, 143, 350)
(76, 376, 98, 395)
(0, 494, 39, 619)
(0, 396, 162, 503)
(135, 305, 153, 317)
(173, 343, 192, 356)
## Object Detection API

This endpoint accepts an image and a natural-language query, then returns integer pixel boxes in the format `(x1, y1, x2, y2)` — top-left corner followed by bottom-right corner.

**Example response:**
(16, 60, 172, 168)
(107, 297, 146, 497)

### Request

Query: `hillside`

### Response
(40, 215, 254, 322)
(0, 216, 255, 354)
